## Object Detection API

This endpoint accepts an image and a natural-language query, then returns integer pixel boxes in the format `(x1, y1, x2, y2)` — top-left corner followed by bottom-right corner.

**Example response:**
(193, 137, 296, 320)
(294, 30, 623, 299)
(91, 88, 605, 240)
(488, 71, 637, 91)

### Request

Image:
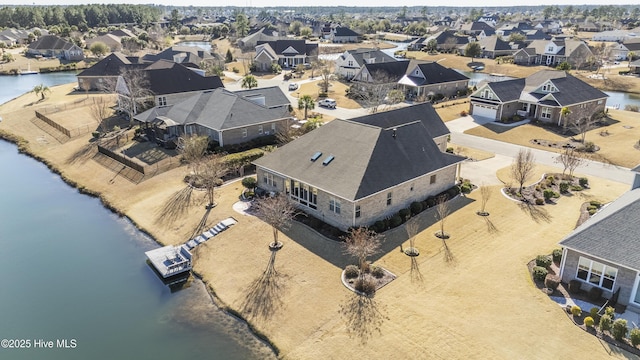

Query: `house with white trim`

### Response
(253, 39, 318, 71)
(559, 167, 640, 312)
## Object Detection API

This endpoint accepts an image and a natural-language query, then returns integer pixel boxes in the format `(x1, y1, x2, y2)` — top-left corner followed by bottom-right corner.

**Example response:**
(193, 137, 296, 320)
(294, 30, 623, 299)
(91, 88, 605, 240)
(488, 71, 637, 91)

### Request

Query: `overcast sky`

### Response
(4, 1, 632, 8)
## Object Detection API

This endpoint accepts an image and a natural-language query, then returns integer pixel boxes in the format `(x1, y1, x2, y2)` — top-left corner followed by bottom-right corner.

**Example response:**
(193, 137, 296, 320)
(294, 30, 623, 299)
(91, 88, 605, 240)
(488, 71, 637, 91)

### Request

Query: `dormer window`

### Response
(483, 89, 492, 99)
(547, 46, 554, 52)
(542, 83, 556, 92)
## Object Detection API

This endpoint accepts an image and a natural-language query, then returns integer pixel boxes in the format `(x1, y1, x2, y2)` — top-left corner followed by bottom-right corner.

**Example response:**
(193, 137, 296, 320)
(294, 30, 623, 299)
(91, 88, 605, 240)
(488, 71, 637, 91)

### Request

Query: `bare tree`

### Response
(178, 135, 209, 176)
(350, 70, 399, 114)
(114, 68, 154, 124)
(200, 154, 229, 208)
(253, 193, 297, 248)
(571, 110, 605, 145)
(441, 37, 458, 53)
(342, 227, 383, 278)
(478, 184, 491, 216)
(510, 148, 536, 195)
(90, 97, 114, 134)
(319, 66, 332, 94)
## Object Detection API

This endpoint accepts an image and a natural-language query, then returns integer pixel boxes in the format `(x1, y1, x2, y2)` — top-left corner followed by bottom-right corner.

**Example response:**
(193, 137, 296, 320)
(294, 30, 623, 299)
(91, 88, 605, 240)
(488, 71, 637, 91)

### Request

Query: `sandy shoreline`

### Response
(1, 84, 636, 359)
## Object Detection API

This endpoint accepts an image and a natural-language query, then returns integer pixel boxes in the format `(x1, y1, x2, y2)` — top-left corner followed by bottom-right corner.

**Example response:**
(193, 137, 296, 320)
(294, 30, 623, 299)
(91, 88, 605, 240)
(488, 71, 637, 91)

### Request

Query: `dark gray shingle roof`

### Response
(143, 60, 224, 95)
(560, 187, 640, 271)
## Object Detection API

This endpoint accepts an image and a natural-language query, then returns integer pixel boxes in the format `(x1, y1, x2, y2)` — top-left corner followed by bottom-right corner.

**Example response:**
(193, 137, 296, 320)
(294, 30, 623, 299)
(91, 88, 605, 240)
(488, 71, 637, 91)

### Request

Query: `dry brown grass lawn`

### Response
(464, 109, 640, 169)
(434, 99, 470, 122)
(1, 88, 636, 359)
(296, 80, 360, 109)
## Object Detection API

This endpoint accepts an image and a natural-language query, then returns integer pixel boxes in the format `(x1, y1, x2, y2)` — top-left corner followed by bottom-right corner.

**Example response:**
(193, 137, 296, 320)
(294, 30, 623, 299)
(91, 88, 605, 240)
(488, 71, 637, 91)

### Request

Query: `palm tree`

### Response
(241, 74, 258, 89)
(32, 84, 50, 100)
(298, 95, 315, 119)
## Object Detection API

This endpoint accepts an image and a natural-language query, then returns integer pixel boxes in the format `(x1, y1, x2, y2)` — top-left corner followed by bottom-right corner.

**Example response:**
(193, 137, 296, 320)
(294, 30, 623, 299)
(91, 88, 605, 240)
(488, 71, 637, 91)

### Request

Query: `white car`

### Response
(288, 83, 298, 91)
(318, 98, 337, 109)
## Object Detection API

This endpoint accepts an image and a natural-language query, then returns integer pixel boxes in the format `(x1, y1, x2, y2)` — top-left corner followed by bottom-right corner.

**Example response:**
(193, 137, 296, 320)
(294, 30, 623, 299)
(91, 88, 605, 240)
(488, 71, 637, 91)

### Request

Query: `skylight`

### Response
(311, 152, 322, 161)
(322, 155, 335, 166)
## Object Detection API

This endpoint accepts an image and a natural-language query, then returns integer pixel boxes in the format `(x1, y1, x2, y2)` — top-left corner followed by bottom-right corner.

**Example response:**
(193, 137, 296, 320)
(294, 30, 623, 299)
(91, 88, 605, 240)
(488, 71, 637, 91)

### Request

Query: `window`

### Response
(386, 192, 392, 206)
(547, 46, 554, 52)
(348, 60, 353, 67)
(329, 198, 341, 214)
(288, 180, 317, 209)
(355, 205, 361, 218)
(576, 257, 617, 290)
(242, 128, 248, 138)
(482, 89, 492, 99)
(158, 96, 167, 106)
(271, 123, 276, 132)
(258, 125, 263, 135)
(597, 100, 603, 105)
(263, 172, 275, 186)
(430, 175, 436, 184)
(541, 107, 552, 119)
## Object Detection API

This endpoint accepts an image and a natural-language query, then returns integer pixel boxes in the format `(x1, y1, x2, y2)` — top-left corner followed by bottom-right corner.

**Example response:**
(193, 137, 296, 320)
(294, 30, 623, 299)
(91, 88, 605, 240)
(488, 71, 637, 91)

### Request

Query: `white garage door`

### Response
(472, 104, 498, 119)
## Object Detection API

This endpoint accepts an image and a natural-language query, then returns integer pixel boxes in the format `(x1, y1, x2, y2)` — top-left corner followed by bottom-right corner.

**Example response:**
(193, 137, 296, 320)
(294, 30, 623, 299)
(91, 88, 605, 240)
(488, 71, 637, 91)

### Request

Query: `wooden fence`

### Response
(97, 145, 180, 177)
(35, 111, 71, 137)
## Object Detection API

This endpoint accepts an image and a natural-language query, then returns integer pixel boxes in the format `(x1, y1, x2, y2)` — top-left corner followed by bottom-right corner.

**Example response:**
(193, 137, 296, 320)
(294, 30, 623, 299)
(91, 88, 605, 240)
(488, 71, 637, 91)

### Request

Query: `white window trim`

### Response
(242, 128, 248, 137)
(576, 256, 617, 291)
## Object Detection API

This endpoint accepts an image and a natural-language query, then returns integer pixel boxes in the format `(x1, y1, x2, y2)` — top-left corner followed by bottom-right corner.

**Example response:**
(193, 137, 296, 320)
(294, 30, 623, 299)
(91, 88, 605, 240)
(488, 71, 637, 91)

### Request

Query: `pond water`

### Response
(0, 73, 274, 359)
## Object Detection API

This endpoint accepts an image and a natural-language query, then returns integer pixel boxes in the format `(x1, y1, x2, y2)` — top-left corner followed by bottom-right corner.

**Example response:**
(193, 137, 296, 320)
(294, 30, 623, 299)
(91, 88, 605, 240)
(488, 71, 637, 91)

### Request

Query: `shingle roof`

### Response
(258, 40, 318, 57)
(77, 52, 145, 77)
(350, 102, 451, 139)
(333, 27, 360, 37)
(143, 60, 223, 95)
(399, 61, 469, 87)
(233, 86, 291, 108)
(134, 87, 290, 130)
(344, 48, 396, 66)
(560, 186, 640, 271)
(477, 36, 512, 52)
(28, 35, 77, 51)
(142, 46, 215, 65)
(360, 61, 409, 82)
(253, 105, 464, 201)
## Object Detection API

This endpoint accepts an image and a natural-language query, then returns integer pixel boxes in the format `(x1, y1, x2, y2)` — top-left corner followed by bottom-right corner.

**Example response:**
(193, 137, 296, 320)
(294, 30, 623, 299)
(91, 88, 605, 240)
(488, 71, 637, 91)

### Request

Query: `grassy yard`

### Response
(464, 109, 640, 169)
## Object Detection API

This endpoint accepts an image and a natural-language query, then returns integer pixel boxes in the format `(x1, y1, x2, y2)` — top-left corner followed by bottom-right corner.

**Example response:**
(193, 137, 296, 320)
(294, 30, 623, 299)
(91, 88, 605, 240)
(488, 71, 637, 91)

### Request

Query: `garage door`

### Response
(472, 104, 498, 119)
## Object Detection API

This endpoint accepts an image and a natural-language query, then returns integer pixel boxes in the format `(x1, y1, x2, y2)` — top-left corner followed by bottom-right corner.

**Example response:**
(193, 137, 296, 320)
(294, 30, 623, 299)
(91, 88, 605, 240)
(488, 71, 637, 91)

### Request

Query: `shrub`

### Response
(543, 189, 559, 200)
(559, 182, 570, 193)
(625, 104, 639, 112)
(568, 279, 582, 293)
(459, 181, 473, 194)
(344, 265, 359, 279)
(581, 141, 596, 152)
(460, 110, 468, 116)
(399, 208, 411, 221)
(552, 248, 563, 262)
(536, 255, 552, 268)
(605, 306, 615, 318)
(446, 147, 454, 153)
(584, 316, 595, 328)
(447, 186, 460, 198)
(426, 196, 436, 208)
(388, 214, 403, 228)
(612, 319, 628, 340)
(372, 220, 386, 233)
(599, 314, 613, 331)
(92, 131, 101, 139)
(410, 201, 423, 215)
(589, 200, 601, 207)
(535, 198, 545, 205)
(630, 328, 640, 346)
(241, 177, 257, 190)
(544, 274, 560, 290)
(354, 278, 376, 295)
(570, 185, 583, 191)
(588, 286, 603, 301)
(232, 67, 239, 73)
(579, 177, 589, 187)
(533, 266, 548, 281)
(371, 266, 385, 278)
(571, 305, 582, 316)
(546, 175, 555, 184)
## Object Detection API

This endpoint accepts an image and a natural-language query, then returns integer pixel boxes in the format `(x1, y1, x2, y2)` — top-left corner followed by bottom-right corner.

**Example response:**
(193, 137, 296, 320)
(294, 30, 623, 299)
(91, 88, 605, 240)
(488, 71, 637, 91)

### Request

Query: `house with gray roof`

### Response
(142, 46, 221, 69)
(335, 48, 397, 80)
(476, 36, 519, 59)
(328, 27, 361, 43)
(133, 86, 292, 147)
(27, 35, 84, 61)
(77, 52, 146, 91)
(253, 39, 318, 71)
(469, 70, 607, 125)
(559, 168, 640, 311)
(513, 38, 593, 68)
(237, 27, 281, 50)
(253, 104, 465, 231)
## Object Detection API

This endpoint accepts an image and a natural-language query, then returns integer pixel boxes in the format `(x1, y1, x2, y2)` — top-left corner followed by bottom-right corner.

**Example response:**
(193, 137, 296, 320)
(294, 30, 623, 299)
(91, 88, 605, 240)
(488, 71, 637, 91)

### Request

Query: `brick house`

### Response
(253, 104, 465, 231)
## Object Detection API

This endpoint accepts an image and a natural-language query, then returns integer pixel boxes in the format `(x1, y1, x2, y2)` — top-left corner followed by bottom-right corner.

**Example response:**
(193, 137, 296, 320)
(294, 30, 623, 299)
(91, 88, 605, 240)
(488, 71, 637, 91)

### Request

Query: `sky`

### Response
(3, 0, 634, 8)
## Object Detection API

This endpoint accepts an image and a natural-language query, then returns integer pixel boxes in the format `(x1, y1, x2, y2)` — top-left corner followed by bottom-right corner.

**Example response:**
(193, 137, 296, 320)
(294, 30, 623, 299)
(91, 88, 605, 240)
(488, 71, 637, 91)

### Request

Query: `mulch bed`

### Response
(342, 267, 396, 296)
(505, 173, 586, 205)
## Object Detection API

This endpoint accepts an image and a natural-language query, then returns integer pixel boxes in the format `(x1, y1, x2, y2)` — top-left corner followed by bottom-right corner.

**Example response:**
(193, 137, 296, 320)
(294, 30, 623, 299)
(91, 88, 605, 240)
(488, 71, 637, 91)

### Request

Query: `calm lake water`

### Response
(0, 75, 273, 359)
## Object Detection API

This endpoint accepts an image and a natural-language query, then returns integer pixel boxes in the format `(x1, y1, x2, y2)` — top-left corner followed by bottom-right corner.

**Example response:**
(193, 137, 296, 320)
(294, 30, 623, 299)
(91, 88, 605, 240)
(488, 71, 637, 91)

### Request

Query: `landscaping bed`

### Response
(505, 173, 589, 205)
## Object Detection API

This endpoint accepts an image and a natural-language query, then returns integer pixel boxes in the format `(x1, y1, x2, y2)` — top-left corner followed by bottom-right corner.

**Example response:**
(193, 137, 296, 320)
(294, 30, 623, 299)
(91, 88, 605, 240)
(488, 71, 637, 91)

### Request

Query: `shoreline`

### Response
(0, 133, 280, 359)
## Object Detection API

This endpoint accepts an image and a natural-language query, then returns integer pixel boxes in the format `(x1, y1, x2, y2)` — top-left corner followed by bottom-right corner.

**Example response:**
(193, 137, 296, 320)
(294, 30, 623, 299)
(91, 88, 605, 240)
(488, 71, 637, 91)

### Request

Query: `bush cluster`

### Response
(612, 319, 628, 340)
(630, 328, 640, 346)
(559, 182, 570, 193)
(579, 177, 589, 187)
(536, 255, 552, 268)
(544, 274, 560, 290)
(599, 314, 613, 331)
(552, 249, 563, 262)
(354, 278, 376, 295)
(535, 198, 545, 205)
(571, 305, 582, 316)
(584, 316, 595, 328)
(214, 135, 277, 154)
(371, 266, 385, 279)
(344, 265, 359, 279)
(543, 189, 559, 200)
(533, 266, 548, 281)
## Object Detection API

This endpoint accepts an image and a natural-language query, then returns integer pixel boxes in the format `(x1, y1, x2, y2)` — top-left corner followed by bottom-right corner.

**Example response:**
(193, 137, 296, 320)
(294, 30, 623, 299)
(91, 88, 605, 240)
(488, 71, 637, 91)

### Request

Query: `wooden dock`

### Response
(145, 245, 192, 278)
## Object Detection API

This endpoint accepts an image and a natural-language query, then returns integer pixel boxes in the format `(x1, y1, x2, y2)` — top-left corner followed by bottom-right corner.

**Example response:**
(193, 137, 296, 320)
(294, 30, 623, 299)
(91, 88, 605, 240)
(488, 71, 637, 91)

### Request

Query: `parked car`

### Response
(318, 98, 337, 109)
(288, 83, 299, 91)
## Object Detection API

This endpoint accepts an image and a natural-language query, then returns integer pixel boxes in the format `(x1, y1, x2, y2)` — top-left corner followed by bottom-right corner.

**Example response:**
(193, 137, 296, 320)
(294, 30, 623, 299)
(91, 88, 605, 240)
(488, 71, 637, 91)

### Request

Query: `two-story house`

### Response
(334, 48, 397, 80)
(254, 40, 319, 71)
(513, 38, 593, 68)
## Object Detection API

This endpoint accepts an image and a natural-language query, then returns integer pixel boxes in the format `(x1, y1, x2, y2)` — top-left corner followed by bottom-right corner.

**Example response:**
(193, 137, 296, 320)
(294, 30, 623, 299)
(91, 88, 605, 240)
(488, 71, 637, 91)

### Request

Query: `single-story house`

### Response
(559, 168, 640, 312)
(85, 34, 123, 52)
(27, 35, 84, 61)
(328, 27, 361, 43)
(0, 28, 48, 46)
(334, 48, 397, 79)
(253, 104, 465, 231)
(476, 36, 519, 59)
(513, 38, 593, 68)
(142, 45, 222, 69)
(469, 70, 608, 126)
(609, 40, 640, 61)
(237, 27, 281, 50)
(254, 40, 318, 71)
(133, 86, 292, 147)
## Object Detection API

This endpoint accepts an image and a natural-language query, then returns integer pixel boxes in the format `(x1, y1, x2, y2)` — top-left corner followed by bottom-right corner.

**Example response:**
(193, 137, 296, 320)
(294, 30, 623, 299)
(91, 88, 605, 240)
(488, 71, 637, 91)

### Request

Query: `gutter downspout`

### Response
(558, 247, 568, 279)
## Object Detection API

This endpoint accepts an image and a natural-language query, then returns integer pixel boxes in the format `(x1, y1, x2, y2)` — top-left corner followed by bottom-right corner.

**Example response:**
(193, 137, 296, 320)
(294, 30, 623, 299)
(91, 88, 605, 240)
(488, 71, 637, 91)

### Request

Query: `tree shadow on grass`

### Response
(187, 206, 212, 240)
(339, 293, 388, 344)
(483, 216, 499, 234)
(154, 186, 194, 225)
(240, 251, 287, 321)
(441, 239, 456, 265)
(65, 142, 97, 165)
(409, 256, 423, 284)
(517, 202, 552, 223)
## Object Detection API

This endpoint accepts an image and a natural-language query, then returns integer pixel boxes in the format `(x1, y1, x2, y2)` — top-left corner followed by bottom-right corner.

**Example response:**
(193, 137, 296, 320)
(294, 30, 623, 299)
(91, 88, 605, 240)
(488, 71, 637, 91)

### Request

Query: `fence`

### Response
(35, 111, 71, 137)
(97, 145, 180, 177)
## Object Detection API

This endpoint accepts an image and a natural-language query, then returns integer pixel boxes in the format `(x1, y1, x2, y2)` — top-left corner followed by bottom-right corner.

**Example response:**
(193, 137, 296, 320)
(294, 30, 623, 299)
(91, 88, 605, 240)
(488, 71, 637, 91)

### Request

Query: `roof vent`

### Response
(322, 155, 335, 166)
(311, 151, 322, 162)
